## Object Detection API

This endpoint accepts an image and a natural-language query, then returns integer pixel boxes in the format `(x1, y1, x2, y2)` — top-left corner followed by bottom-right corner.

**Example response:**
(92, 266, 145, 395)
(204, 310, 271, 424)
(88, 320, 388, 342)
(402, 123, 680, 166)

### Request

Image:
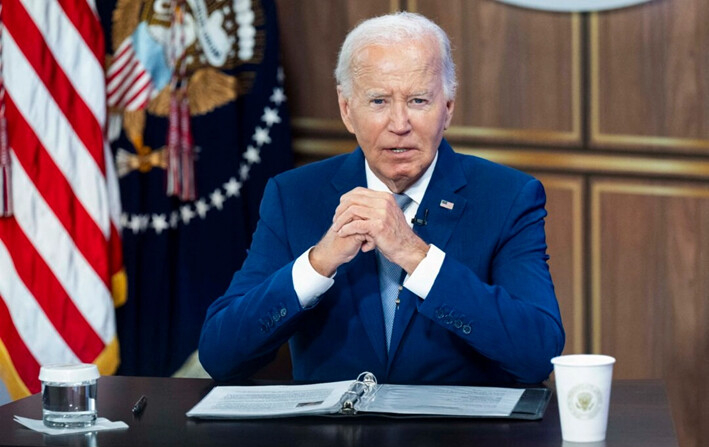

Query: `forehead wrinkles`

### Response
(350, 43, 442, 90)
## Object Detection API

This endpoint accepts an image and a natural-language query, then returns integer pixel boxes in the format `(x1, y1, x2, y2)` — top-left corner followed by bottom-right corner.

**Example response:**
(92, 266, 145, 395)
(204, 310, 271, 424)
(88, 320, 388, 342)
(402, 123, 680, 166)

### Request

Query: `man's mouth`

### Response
(390, 148, 409, 153)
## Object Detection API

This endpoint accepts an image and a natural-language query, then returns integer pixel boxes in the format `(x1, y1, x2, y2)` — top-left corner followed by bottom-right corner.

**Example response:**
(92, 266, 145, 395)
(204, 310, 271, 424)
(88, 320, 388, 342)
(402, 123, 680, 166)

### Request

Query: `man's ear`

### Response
(337, 86, 356, 134)
(444, 99, 455, 130)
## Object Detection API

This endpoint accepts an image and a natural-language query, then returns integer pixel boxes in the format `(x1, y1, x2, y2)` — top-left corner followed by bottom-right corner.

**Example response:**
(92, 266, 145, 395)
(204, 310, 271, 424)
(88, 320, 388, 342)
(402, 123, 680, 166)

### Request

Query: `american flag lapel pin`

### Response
(439, 200, 454, 210)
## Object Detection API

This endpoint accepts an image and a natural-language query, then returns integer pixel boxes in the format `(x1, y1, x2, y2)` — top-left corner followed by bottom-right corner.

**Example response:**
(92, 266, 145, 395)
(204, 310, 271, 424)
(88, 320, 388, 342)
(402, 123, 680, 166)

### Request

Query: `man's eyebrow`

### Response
(365, 91, 389, 99)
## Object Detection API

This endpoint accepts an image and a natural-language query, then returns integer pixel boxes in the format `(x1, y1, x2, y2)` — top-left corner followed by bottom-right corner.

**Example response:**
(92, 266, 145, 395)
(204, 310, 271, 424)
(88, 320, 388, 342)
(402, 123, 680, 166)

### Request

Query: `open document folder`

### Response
(186, 372, 552, 420)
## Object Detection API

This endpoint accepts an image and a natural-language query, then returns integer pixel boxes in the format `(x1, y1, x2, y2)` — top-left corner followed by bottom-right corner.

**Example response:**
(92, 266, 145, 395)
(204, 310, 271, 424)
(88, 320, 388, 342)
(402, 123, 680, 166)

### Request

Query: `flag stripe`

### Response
(107, 56, 142, 96)
(5, 97, 109, 286)
(107, 41, 135, 83)
(125, 89, 151, 111)
(103, 142, 123, 264)
(9, 153, 115, 344)
(4, 0, 105, 174)
(3, 31, 110, 236)
(0, 295, 40, 395)
(0, 220, 103, 362)
(18, 0, 106, 127)
(122, 77, 152, 110)
(56, 0, 104, 63)
(108, 58, 144, 105)
(0, 239, 79, 367)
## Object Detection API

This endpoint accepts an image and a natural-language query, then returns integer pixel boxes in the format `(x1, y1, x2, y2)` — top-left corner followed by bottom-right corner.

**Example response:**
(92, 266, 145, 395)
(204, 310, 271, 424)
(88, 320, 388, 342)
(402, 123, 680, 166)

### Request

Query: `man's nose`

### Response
(388, 102, 412, 134)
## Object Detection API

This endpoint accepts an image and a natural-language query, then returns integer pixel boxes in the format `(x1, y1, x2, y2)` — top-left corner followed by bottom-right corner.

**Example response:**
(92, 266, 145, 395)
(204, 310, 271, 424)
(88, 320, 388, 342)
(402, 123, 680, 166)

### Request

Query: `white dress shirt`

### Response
(292, 153, 446, 308)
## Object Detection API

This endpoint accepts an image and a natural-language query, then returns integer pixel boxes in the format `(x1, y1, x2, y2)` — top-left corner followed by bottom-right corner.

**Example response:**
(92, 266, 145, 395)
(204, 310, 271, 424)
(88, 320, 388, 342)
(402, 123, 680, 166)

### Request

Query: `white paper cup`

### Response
(551, 354, 615, 443)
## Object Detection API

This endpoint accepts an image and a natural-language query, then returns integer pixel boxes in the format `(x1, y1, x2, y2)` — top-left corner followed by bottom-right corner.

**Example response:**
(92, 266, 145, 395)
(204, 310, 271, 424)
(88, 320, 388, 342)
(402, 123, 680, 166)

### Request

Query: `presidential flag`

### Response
(100, 0, 293, 376)
(0, 0, 124, 399)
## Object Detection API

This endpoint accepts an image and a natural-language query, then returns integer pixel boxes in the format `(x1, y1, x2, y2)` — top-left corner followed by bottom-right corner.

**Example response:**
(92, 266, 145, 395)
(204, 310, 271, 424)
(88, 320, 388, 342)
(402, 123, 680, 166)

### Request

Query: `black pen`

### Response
(132, 395, 147, 415)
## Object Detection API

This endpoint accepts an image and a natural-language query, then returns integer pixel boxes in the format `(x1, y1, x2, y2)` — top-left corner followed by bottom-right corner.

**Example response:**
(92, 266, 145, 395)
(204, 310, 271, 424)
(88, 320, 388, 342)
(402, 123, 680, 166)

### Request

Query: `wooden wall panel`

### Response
(534, 175, 585, 355)
(591, 1, 709, 152)
(592, 179, 709, 447)
(412, 0, 580, 145)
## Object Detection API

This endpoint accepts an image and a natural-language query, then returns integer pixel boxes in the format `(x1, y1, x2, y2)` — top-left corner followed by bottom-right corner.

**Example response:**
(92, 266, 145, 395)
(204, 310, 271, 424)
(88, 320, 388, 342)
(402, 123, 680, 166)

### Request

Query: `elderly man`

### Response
(199, 12, 564, 385)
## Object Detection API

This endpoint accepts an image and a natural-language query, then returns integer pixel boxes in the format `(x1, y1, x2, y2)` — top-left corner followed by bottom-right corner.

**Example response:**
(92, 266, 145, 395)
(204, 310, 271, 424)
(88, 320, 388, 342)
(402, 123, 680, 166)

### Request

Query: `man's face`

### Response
(337, 37, 455, 193)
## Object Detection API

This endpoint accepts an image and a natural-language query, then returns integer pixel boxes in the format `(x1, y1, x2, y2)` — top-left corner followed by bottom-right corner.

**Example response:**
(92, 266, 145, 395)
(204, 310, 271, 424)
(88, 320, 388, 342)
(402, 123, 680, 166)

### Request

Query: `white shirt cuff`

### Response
(292, 247, 335, 308)
(403, 244, 445, 299)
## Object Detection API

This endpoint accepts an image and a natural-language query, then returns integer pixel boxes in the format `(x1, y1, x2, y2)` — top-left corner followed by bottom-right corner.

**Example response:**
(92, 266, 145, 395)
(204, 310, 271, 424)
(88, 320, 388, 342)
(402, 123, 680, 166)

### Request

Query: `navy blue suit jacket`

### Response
(199, 140, 564, 385)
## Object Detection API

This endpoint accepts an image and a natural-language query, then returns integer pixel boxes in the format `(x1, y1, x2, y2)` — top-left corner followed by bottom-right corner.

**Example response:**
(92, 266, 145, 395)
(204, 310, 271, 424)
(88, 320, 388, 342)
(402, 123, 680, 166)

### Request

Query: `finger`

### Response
(360, 239, 376, 252)
(332, 204, 388, 231)
(337, 219, 385, 239)
(335, 189, 393, 220)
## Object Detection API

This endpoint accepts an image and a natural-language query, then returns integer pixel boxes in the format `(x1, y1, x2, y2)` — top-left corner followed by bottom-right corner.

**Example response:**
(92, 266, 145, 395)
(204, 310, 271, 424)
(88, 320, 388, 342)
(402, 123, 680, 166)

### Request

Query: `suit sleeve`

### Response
(415, 178, 565, 384)
(198, 178, 307, 381)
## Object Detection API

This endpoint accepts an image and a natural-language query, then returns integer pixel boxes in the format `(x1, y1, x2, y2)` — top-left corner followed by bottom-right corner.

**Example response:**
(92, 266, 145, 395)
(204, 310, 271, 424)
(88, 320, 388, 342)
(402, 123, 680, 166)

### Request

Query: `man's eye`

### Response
(371, 99, 385, 105)
(411, 98, 427, 105)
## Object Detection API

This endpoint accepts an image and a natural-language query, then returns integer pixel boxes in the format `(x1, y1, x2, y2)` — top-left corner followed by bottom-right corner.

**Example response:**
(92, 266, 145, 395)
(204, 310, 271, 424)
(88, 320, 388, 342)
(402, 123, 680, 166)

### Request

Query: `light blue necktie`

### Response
(376, 193, 412, 350)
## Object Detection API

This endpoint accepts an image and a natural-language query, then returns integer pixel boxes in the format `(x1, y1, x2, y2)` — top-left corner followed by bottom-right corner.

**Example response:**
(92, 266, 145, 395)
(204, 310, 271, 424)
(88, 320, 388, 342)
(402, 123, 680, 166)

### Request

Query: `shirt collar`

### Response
(364, 151, 438, 205)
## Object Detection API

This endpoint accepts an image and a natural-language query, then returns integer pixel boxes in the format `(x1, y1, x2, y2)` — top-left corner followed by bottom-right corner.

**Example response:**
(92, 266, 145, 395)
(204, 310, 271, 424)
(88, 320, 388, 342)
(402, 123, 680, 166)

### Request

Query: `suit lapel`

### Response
(331, 149, 389, 367)
(411, 141, 468, 250)
(387, 140, 468, 367)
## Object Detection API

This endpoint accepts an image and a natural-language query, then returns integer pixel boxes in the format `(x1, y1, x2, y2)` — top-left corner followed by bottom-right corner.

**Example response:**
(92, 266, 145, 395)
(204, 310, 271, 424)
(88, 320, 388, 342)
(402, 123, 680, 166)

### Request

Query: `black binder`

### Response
(507, 387, 552, 420)
(187, 371, 552, 420)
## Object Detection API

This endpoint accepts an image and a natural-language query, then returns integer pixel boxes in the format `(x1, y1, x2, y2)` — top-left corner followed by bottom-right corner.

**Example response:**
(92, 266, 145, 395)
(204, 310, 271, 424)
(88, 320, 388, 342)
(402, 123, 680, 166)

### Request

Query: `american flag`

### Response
(106, 36, 157, 111)
(440, 199, 455, 210)
(0, 0, 124, 399)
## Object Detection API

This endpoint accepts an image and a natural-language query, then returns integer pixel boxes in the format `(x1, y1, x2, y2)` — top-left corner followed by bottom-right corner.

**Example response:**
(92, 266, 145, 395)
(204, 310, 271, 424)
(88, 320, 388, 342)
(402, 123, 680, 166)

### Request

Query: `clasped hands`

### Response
(309, 187, 430, 277)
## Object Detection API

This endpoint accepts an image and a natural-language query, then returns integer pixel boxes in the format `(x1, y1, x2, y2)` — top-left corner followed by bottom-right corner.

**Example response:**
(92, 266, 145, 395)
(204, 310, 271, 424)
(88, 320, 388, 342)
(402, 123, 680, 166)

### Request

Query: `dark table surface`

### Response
(0, 376, 678, 447)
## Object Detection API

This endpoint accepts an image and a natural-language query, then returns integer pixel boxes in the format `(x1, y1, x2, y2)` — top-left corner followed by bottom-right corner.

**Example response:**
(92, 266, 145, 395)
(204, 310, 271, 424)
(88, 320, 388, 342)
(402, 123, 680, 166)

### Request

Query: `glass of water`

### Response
(39, 364, 99, 428)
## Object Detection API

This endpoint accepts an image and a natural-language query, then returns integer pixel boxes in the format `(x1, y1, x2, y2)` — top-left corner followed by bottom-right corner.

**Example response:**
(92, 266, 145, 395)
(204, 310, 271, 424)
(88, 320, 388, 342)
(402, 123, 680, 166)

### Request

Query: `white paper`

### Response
(186, 380, 353, 418)
(357, 384, 524, 417)
(13, 416, 128, 435)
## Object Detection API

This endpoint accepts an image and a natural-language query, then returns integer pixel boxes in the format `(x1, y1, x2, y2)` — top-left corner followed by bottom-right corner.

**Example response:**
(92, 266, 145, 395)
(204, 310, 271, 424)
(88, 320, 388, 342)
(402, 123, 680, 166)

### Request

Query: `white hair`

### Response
(334, 11, 457, 100)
